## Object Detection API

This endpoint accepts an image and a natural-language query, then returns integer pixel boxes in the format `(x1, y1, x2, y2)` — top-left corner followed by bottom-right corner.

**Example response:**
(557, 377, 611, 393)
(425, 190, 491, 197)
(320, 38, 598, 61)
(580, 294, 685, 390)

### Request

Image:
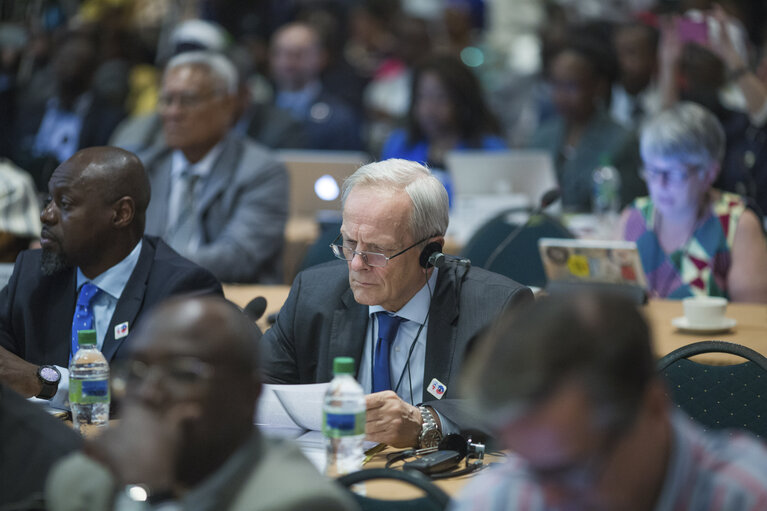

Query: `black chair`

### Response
(336, 468, 451, 511)
(460, 211, 573, 288)
(297, 220, 342, 273)
(657, 341, 767, 439)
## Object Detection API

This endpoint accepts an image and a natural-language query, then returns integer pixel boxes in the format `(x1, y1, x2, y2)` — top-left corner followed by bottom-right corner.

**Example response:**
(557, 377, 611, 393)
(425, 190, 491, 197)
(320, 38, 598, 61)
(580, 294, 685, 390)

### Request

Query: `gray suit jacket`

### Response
(262, 261, 533, 430)
(46, 433, 358, 511)
(141, 133, 288, 284)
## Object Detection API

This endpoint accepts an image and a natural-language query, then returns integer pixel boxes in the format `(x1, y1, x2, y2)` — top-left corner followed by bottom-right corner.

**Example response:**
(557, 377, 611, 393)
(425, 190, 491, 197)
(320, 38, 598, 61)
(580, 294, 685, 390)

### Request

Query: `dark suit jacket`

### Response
(0, 236, 222, 367)
(262, 261, 532, 429)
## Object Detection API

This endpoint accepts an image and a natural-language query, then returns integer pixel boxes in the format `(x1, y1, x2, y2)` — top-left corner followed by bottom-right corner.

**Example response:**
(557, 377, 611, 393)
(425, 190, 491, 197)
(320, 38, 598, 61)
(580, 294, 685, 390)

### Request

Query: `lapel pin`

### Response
(114, 322, 129, 340)
(427, 378, 447, 399)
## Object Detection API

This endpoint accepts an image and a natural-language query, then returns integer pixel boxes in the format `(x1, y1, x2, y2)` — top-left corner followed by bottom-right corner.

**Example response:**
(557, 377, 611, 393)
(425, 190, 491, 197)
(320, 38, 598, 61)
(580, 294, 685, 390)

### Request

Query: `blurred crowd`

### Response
(1, 0, 767, 280)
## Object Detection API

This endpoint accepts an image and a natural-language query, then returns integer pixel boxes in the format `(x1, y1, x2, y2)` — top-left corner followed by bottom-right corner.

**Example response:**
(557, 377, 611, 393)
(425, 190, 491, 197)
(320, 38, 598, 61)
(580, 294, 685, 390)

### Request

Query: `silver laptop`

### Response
(446, 149, 558, 207)
(538, 238, 647, 288)
(275, 150, 370, 219)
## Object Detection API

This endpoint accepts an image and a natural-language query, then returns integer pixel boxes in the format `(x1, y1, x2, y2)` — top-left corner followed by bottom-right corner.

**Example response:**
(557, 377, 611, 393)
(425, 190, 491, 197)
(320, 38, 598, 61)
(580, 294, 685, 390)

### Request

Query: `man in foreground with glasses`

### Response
(140, 51, 288, 284)
(46, 296, 356, 510)
(451, 291, 767, 511)
(262, 159, 532, 448)
(620, 102, 767, 302)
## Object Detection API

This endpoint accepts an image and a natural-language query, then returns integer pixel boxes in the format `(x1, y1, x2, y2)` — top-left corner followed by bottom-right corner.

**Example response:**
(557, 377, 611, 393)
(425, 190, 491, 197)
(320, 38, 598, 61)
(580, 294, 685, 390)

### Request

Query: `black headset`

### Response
(385, 433, 488, 479)
(419, 242, 443, 269)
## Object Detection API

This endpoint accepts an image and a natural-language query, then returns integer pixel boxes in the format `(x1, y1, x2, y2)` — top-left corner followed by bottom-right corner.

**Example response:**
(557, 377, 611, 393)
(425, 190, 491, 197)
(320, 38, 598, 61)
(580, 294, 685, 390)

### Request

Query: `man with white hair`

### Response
(140, 51, 288, 284)
(262, 159, 532, 447)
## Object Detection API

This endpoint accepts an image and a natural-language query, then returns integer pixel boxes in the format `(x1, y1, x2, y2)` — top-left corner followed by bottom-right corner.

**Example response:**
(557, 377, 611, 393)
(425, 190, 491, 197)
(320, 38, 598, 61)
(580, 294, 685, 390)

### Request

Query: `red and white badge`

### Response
(427, 378, 447, 400)
(114, 322, 129, 339)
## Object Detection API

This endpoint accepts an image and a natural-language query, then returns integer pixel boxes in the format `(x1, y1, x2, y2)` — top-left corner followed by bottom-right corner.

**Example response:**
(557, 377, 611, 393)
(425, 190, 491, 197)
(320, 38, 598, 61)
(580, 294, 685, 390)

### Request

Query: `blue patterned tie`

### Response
(373, 312, 404, 393)
(71, 282, 100, 358)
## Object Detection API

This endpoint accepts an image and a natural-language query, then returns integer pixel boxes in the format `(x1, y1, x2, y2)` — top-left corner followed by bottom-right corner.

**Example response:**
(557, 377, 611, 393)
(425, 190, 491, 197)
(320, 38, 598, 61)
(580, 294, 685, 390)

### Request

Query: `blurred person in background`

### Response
(13, 31, 125, 192)
(269, 21, 363, 151)
(381, 53, 506, 201)
(141, 51, 288, 284)
(528, 28, 645, 212)
(620, 102, 767, 302)
(610, 20, 662, 131)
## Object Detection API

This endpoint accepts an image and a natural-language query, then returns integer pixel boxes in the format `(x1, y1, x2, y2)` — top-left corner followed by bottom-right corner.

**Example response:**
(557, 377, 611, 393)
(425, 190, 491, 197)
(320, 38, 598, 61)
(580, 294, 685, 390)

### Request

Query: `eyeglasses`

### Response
(330, 233, 430, 267)
(111, 357, 214, 398)
(640, 164, 704, 184)
(157, 91, 222, 109)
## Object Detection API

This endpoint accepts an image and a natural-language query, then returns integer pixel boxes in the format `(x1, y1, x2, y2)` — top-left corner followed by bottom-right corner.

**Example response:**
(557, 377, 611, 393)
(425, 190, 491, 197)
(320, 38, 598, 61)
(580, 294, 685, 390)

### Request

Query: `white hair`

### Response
(640, 102, 725, 167)
(342, 159, 449, 240)
(164, 50, 238, 95)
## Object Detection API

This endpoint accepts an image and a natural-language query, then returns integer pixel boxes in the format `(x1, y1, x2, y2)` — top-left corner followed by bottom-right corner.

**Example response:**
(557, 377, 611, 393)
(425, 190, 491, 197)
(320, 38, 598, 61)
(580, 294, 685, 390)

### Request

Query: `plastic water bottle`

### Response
(592, 158, 622, 216)
(69, 329, 110, 435)
(323, 357, 365, 476)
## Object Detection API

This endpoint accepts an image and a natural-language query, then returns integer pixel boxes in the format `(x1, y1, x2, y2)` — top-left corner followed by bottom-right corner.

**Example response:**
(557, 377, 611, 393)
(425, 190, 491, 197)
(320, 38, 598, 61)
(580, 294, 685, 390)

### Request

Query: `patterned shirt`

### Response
(622, 191, 745, 299)
(449, 412, 767, 511)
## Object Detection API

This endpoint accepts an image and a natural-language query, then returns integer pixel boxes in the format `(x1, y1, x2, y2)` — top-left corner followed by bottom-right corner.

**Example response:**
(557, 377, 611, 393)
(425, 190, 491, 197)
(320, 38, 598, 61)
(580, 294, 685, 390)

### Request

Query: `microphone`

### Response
(483, 188, 561, 271)
(244, 296, 267, 322)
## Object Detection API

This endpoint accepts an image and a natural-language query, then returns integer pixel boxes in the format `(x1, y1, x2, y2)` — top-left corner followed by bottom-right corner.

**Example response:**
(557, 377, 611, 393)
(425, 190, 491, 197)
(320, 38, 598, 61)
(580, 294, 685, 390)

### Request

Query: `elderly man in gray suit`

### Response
(141, 51, 288, 284)
(262, 159, 533, 448)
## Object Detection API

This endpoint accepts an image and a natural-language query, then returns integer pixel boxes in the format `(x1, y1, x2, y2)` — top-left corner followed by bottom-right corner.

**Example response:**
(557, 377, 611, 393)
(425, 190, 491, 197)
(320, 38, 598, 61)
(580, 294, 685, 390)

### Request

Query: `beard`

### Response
(40, 249, 72, 276)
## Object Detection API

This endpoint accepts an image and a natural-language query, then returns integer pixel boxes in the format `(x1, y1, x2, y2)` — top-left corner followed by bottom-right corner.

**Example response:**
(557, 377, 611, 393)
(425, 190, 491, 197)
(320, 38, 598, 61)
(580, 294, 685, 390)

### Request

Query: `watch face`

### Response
(421, 429, 443, 448)
(39, 366, 60, 384)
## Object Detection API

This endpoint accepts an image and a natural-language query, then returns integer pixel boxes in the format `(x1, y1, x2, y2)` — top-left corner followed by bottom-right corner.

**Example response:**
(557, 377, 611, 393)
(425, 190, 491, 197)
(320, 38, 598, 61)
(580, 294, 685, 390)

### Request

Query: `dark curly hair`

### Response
(405, 53, 502, 147)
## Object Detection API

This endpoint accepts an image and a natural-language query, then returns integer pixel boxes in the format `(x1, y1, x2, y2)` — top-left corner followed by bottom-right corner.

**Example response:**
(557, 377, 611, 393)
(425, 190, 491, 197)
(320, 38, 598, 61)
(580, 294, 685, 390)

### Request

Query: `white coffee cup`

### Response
(682, 296, 728, 327)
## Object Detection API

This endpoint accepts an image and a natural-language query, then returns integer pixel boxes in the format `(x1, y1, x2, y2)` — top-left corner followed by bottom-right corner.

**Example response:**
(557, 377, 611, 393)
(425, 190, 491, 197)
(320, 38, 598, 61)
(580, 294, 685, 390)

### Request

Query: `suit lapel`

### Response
(46, 270, 78, 366)
(422, 268, 459, 401)
(325, 287, 368, 381)
(197, 136, 239, 216)
(100, 240, 153, 361)
(146, 151, 172, 236)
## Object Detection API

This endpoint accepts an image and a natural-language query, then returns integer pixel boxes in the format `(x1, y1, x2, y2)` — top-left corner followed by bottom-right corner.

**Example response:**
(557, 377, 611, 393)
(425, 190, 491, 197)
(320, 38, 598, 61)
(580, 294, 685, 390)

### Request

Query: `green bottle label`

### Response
(69, 379, 110, 405)
(322, 410, 365, 438)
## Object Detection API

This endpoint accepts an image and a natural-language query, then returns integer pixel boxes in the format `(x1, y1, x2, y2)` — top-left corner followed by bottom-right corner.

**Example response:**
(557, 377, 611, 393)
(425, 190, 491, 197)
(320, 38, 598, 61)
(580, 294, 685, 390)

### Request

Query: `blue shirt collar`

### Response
(76, 240, 143, 299)
(369, 268, 438, 324)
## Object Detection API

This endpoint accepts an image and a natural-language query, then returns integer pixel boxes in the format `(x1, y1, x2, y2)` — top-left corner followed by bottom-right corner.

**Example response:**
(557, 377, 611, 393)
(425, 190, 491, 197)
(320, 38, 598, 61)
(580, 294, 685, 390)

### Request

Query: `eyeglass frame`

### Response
(639, 162, 708, 185)
(157, 90, 225, 110)
(111, 356, 216, 399)
(329, 233, 433, 267)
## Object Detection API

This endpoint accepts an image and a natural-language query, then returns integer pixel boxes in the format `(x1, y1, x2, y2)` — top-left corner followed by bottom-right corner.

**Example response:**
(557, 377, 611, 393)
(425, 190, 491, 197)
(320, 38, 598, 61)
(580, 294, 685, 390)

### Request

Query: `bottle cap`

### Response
(77, 329, 97, 346)
(333, 356, 355, 375)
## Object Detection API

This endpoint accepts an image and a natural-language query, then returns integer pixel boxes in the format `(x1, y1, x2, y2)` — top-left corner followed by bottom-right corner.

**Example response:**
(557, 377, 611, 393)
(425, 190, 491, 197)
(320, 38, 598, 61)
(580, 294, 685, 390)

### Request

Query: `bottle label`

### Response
(69, 379, 110, 404)
(323, 410, 365, 437)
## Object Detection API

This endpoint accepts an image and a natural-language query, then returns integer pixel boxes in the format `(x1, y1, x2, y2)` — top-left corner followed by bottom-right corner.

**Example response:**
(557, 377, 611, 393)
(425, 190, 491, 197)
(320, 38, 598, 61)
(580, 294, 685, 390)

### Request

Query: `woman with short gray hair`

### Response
(620, 102, 767, 301)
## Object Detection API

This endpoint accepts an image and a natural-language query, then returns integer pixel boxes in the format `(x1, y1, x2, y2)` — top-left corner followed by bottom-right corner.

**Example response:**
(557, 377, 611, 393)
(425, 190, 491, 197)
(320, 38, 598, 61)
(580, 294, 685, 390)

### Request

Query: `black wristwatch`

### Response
(36, 365, 61, 400)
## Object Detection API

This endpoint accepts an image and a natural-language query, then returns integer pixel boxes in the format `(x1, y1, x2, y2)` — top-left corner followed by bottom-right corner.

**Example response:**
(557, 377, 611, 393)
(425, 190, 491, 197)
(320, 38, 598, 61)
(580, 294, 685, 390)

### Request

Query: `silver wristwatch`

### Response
(417, 405, 443, 448)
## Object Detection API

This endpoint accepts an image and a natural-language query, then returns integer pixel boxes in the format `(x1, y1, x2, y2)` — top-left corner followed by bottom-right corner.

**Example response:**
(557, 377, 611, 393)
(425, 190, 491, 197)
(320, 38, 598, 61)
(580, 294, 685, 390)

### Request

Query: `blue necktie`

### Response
(373, 312, 404, 393)
(71, 282, 100, 358)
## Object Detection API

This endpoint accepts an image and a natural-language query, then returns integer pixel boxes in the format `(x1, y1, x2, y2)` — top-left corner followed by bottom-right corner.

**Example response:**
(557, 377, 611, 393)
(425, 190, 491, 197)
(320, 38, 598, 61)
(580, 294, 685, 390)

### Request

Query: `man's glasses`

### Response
(330, 234, 430, 267)
(640, 164, 704, 184)
(111, 357, 214, 398)
(157, 91, 222, 109)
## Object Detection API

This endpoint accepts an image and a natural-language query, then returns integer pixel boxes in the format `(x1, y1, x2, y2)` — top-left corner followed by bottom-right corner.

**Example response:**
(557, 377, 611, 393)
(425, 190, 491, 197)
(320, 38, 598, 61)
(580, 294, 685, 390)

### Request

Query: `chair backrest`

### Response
(336, 468, 450, 511)
(460, 212, 573, 288)
(297, 221, 342, 274)
(657, 341, 767, 440)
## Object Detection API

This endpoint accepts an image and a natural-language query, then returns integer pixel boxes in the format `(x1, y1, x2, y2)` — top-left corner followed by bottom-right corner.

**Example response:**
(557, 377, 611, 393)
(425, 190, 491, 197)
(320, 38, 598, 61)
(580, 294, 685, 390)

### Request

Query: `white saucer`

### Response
(671, 316, 737, 334)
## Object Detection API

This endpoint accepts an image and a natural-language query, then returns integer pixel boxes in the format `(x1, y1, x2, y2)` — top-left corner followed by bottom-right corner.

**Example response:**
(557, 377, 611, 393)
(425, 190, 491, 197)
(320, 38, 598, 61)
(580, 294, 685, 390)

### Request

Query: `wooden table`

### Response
(644, 299, 767, 363)
(225, 285, 767, 363)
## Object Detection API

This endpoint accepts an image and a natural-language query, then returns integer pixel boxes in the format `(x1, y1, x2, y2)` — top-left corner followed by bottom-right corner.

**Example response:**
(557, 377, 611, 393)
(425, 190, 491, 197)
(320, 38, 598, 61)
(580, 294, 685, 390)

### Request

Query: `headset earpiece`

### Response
(419, 242, 443, 269)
